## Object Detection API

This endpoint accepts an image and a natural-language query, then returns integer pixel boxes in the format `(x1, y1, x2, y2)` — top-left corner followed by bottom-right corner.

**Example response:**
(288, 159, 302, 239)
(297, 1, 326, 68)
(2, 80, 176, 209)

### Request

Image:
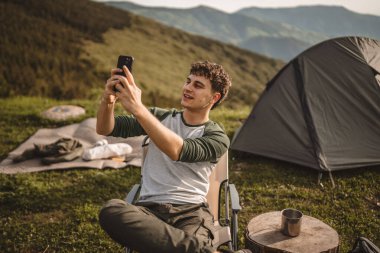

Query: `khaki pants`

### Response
(99, 199, 215, 253)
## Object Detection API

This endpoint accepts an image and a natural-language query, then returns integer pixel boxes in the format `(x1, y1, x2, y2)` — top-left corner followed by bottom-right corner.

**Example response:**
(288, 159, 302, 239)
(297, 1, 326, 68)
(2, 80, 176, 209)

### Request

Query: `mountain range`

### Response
(0, 0, 283, 108)
(106, 2, 380, 61)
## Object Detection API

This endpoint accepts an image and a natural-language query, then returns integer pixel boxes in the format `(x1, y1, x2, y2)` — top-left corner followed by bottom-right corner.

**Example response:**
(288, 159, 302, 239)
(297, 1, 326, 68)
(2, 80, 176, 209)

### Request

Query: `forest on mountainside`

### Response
(0, 0, 132, 98)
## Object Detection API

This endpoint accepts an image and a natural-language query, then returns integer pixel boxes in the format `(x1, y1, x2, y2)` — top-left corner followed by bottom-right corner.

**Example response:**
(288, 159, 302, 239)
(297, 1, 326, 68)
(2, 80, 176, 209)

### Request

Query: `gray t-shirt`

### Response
(109, 107, 230, 204)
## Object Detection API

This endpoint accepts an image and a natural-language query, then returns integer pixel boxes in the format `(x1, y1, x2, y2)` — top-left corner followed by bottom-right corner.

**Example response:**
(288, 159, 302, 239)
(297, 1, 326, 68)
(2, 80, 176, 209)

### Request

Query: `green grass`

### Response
(0, 97, 379, 252)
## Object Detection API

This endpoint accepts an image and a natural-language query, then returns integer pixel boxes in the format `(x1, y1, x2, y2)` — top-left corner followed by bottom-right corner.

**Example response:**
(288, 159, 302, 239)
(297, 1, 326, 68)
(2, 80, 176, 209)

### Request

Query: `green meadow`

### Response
(0, 97, 378, 252)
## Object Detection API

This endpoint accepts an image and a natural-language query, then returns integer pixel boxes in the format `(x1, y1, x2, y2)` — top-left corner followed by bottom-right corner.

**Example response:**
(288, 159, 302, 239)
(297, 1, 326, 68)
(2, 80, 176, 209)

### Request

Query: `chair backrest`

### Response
(206, 151, 228, 220)
(141, 137, 228, 221)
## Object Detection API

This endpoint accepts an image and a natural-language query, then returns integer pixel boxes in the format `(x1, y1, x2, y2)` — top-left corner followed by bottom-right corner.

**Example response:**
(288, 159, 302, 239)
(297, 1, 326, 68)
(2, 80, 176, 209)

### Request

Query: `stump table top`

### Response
(245, 211, 339, 253)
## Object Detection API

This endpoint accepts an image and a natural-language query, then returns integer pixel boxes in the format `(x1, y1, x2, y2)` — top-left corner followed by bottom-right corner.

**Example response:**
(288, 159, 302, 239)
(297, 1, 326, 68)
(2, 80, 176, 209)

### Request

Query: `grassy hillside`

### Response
(0, 0, 283, 108)
(0, 0, 132, 98)
(81, 23, 282, 108)
(0, 97, 379, 252)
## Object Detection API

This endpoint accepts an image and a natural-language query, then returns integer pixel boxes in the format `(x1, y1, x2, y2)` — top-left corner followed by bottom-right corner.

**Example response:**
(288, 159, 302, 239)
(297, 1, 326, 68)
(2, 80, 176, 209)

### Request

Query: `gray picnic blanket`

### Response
(0, 118, 144, 174)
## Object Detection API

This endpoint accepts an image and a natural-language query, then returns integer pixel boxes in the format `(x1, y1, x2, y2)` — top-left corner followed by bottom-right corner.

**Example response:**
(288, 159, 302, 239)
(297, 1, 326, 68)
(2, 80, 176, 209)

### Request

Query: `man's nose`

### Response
(184, 84, 193, 92)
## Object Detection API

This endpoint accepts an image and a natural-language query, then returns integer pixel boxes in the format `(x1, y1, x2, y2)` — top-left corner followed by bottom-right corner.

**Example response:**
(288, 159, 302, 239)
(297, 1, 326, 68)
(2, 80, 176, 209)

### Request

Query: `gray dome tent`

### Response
(231, 37, 380, 171)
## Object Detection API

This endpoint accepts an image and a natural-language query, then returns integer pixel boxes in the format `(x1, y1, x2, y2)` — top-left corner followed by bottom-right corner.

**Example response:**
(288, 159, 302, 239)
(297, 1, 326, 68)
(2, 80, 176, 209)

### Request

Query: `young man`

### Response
(97, 61, 251, 253)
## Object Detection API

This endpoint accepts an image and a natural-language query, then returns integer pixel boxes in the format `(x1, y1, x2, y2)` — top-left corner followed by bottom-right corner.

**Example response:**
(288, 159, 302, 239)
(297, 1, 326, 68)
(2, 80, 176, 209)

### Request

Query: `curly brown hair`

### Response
(190, 61, 232, 109)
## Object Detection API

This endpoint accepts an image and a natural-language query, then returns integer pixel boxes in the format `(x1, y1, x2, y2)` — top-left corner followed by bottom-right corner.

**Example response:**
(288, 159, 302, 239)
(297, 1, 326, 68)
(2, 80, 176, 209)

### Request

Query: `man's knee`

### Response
(99, 199, 129, 229)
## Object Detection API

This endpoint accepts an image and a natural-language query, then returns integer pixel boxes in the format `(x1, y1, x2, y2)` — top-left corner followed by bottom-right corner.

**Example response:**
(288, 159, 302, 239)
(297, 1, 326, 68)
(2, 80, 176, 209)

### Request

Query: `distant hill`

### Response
(240, 37, 311, 62)
(105, 2, 326, 61)
(0, 0, 283, 108)
(105, 2, 323, 44)
(106, 2, 380, 61)
(237, 6, 380, 39)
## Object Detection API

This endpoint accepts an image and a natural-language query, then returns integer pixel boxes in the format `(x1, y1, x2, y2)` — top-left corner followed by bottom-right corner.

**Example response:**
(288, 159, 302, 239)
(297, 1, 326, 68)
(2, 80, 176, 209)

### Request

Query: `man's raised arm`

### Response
(96, 69, 122, 136)
(113, 66, 184, 160)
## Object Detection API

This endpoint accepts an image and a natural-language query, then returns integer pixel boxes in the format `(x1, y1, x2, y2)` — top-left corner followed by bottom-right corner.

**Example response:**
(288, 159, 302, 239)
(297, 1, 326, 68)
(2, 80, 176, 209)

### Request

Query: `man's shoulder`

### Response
(204, 120, 226, 134)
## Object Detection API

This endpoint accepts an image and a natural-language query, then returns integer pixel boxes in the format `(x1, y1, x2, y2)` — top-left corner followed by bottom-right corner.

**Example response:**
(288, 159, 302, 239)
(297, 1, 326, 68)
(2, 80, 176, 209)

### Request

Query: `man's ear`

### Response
(212, 93, 222, 104)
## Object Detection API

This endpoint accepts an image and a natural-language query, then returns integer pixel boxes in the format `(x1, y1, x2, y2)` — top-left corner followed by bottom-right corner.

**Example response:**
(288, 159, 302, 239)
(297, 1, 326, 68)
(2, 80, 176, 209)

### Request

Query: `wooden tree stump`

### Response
(245, 211, 339, 253)
(41, 105, 85, 121)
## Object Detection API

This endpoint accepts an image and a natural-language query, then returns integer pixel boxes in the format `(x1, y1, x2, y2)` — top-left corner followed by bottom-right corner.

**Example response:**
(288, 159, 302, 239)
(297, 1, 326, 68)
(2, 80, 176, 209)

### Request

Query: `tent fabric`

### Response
(231, 37, 380, 171)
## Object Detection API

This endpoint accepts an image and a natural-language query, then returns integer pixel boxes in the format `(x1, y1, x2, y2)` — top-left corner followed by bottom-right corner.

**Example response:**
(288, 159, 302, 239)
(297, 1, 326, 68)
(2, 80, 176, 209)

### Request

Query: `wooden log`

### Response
(245, 211, 339, 253)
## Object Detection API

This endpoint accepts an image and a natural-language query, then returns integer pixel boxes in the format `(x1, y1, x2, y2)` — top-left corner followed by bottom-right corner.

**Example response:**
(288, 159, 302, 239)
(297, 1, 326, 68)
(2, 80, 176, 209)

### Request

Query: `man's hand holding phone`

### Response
(102, 68, 123, 105)
(102, 55, 134, 104)
(106, 56, 143, 115)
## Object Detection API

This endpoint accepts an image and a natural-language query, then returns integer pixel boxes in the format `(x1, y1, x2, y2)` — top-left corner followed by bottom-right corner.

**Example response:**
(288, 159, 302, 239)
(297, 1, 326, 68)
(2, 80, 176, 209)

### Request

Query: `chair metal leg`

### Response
(232, 211, 239, 251)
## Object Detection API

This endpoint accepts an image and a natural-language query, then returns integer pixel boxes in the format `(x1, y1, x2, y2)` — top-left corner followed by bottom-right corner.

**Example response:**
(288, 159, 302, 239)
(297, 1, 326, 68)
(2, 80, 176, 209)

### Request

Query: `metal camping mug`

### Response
(280, 208, 303, 236)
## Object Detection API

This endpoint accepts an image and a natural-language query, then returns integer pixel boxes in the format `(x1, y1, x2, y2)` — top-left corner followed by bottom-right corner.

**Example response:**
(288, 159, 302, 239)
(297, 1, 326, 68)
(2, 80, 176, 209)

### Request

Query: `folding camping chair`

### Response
(125, 136, 242, 252)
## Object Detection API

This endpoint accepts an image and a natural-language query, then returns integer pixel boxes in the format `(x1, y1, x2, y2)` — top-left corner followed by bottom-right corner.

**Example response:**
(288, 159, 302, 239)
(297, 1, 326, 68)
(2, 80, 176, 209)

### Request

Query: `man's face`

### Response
(181, 74, 217, 111)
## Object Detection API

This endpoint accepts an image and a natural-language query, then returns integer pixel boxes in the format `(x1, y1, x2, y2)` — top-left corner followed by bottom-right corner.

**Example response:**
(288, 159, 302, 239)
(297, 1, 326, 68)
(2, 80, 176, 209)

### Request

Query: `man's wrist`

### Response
(100, 95, 115, 106)
(132, 104, 148, 118)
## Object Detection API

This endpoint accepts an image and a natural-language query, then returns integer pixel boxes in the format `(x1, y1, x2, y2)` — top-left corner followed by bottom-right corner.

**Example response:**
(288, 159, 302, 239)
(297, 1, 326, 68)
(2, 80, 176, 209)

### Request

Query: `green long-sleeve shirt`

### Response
(109, 107, 230, 204)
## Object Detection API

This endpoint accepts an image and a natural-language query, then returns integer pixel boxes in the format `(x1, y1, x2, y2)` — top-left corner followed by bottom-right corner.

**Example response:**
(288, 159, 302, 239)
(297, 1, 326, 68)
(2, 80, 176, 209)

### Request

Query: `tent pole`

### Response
(328, 171, 336, 189)
(318, 172, 324, 187)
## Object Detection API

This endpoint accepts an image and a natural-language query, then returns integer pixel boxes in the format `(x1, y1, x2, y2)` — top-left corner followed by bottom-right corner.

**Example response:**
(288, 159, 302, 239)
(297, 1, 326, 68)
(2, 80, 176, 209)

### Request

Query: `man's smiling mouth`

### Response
(183, 94, 194, 99)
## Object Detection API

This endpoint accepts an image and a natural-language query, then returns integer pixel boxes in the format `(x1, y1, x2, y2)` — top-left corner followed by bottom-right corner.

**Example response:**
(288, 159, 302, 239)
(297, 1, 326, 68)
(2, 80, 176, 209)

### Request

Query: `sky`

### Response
(101, 0, 380, 16)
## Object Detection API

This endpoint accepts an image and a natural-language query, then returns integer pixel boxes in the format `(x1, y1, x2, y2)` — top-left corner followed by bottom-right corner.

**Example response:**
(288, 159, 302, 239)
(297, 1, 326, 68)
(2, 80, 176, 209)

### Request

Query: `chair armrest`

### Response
(229, 184, 242, 212)
(125, 184, 141, 204)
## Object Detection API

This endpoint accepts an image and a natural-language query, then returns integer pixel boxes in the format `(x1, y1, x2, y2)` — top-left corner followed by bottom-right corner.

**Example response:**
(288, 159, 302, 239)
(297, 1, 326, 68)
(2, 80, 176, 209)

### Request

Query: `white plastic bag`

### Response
(82, 141, 133, 161)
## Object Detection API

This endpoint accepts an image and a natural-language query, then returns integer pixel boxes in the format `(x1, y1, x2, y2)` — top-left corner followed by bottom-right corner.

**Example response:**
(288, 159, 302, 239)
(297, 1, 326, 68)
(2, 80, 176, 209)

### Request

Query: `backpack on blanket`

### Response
(349, 237, 380, 253)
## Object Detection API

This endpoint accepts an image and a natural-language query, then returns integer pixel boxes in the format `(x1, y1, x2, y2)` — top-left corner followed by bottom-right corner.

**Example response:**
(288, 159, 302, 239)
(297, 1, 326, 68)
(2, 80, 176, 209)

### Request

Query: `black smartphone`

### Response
(114, 55, 134, 92)
(116, 55, 134, 76)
